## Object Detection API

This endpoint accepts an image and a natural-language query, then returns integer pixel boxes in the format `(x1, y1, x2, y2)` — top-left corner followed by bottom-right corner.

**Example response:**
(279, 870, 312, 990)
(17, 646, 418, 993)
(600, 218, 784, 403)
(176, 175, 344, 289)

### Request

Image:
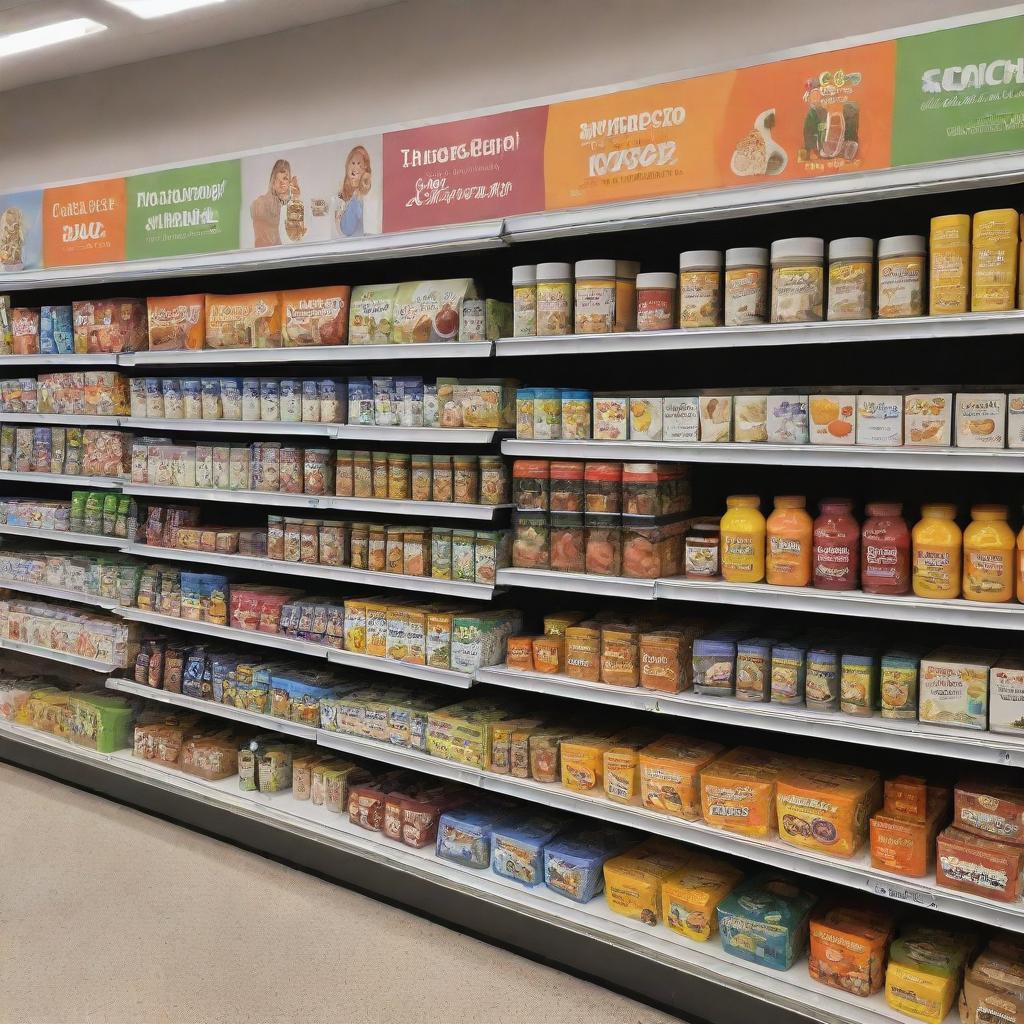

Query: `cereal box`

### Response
(919, 647, 999, 730)
(956, 392, 1006, 449)
(146, 294, 206, 351)
(856, 394, 903, 446)
(990, 657, 1024, 736)
(281, 285, 350, 347)
(904, 392, 953, 447)
(205, 292, 282, 349)
(809, 392, 856, 444)
(10, 308, 39, 355)
(72, 299, 147, 353)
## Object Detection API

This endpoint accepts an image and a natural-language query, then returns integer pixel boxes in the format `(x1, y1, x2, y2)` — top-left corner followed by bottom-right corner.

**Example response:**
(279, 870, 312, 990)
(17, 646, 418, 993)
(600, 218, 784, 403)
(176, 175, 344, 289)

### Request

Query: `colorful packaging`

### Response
(936, 826, 1024, 902)
(281, 285, 350, 346)
(700, 747, 794, 838)
(919, 647, 999, 731)
(990, 658, 1024, 736)
(205, 292, 282, 349)
(662, 855, 744, 942)
(953, 781, 1024, 846)
(543, 827, 636, 904)
(391, 279, 477, 343)
(72, 299, 147, 353)
(639, 735, 724, 820)
(809, 906, 895, 997)
(491, 813, 568, 887)
(146, 294, 206, 350)
(886, 927, 977, 1024)
(603, 839, 691, 925)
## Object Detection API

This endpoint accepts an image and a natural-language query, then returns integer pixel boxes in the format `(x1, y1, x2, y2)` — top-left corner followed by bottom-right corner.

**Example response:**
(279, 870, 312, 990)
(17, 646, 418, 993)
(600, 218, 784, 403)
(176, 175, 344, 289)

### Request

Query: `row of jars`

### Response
(513, 459, 691, 517)
(716, 496, 1024, 603)
(336, 451, 509, 506)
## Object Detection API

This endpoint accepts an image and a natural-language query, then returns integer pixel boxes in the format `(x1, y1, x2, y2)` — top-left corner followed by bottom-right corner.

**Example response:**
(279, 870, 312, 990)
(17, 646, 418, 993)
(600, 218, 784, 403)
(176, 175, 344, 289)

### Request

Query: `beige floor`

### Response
(0, 762, 679, 1024)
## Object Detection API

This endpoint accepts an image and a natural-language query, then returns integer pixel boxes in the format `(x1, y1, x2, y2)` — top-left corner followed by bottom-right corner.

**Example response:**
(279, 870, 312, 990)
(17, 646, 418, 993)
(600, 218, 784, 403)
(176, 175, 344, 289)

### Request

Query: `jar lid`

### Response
(818, 497, 854, 511)
(622, 462, 659, 477)
(771, 237, 824, 261)
(550, 460, 585, 479)
(389, 452, 411, 460)
(512, 265, 536, 285)
(536, 262, 572, 281)
(513, 509, 549, 525)
(877, 235, 926, 259)
(636, 272, 678, 289)
(431, 453, 451, 462)
(773, 495, 806, 509)
(725, 247, 769, 267)
(930, 214, 971, 234)
(516, 388, 536, 399)
(828, 237, 874, 261)
(865, 501, 902, 516)
(574, 259, 616, 278)
(679, 250, 723, 270)
(921, 502, 957, 518)
(532, 387, 562, 398)
(971, 503, 1008, 520)
(690, 518, 721, 533)
(726, 494, 761, 508)
(512, 458, 551, 476)
(584, 462, 623, 481)
(974, 208, 1019, 229)
(616, 260, 642, 278)
(412, 453, 432, 462)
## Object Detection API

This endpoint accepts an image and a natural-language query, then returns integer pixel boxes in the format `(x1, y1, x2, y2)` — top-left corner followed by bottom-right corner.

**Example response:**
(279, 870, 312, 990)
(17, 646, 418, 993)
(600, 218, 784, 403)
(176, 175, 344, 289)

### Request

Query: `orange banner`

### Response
(43, 178, 127, 267)
(544, 74, 736, 211)
(718, 41, 896, 185)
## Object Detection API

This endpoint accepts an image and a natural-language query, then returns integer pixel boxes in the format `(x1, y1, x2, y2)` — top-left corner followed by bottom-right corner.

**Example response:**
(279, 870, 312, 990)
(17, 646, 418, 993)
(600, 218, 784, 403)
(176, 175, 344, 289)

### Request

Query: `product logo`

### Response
(922, 58, 1024, 93)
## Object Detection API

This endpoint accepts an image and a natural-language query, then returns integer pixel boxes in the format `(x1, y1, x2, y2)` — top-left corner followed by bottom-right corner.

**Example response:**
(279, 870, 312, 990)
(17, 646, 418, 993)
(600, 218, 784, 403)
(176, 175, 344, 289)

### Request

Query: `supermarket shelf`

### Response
(0, 637, 116, 672)
(0, 413, 120, 427)
(121, 543, 499, 601)
(0, 719, 945, 1024)
(475, 666, 1024, 768)
(121, 417, 339, 438)
(502, 439, 1024, 474)
(0, 471, 122, 489)
(120, 483, 509, 520)
(495, 310, 1024, 357)
(655, 577, 1024, 631)
(1, 221, 507, 291)
(113, 608, 330, 660)
(0, 525, 125, 548)
(0, 353, 117, 367)
(104, 676, 318, 740)
(0, 578, 119, 610)
(310, 727, 1024, 931)
(119, 341, 494, 366)
(332, 425, 509, 444)
(495, 567, 657, 600)
(325, 648, 475, 689)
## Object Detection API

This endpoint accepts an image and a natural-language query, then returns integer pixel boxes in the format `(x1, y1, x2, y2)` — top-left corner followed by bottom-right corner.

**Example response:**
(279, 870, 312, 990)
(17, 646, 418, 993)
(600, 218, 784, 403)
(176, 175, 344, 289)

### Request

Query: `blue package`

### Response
(39, 306, 73, 355)
(372, 375, 397, 426)
(181, 647, 209, 700)
(735, 636, 777, 703)
(209, 653, 239, 704)
(717, 873, 818, 971)
(543, 826, 637, 903)
(693, 627, 750, 696)
(347, 377, 373, 425)
(436, 803, 518, 869)
(491, 813, 570, 887)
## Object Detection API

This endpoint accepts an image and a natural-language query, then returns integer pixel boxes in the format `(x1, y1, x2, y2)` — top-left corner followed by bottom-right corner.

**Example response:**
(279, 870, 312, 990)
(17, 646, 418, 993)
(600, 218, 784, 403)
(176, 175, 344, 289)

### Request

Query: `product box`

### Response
(461, 297, 512, 342)
(39, 306, 74, 355)
(766, 393, 809, 444)
(603, 838, 691, 924)
(904, 392, 953, 447)
(990, 658, 1024, 736)
(146, 294, 206, 351)
(869, 788, 949, 877)
(1008, 393, 1024, 449)
(809, 906, 895, 996)
(699, 746, 795, 838)
(809, 392, 856, 444)
(960, 947, 1024, 1024)
(733, 394, 768, 442)
(956, 392, 1006, 449)
(543, 827, 636, 904)
(886, 927, 976, 1024)
(698, 393, 732, 442)
(638, 735, 724, 819)
(936, 825, 1024, 902)
(856, 394, 904, 446)
(11, 308, 39, 354)
(629, 396, 664, 441)
(205, 292, 282, 349)
(593, 395, 628, 440)
(72, 299, 147, 353)
(953, 781, 1024, 846)
(349, 283, 399, 344)
(919, 646, 999, 730)
(491, 813, 568, 887)
(661, 855, 744, 942)
(663, 396, 700, 442)
(391, 279, 478, 344)
(281, 285, 350, 347)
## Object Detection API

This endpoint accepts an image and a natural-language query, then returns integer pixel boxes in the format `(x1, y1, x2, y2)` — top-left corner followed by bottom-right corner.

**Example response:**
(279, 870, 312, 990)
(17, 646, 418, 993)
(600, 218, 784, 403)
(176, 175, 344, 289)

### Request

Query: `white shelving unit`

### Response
(0, 353, 117, 367)
(331, 425, 509, 444)
(0, 413, 121, 427)
(0, 525, 126, 548)
(118, 341, 494, 366)
(0, 579, 119, 610)
(475, 666, 1024, 768)
(495, 567, 657, 600)
(0, 637, 116, 673)
(121, 417, 339, 438)
(0, 471, 122, 489)
(325, 647, 475, 688)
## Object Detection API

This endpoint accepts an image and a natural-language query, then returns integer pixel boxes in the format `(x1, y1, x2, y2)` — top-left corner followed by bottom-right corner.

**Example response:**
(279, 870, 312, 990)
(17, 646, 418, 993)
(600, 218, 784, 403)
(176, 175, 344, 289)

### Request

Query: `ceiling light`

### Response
(104, 0, 229, 18)
(0, 18, 106, 58)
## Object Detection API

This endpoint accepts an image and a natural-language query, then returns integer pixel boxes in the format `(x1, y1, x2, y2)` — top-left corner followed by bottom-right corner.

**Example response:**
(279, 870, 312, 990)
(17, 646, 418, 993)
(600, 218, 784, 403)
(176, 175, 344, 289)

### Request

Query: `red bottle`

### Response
(813, 498, 860, 590)
(861, 501, 911, 595)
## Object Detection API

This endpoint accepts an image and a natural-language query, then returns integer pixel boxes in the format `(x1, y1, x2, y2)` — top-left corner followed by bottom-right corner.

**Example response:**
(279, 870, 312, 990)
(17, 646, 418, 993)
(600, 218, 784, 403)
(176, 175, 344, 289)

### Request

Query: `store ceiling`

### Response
(0, 0, 400, 91)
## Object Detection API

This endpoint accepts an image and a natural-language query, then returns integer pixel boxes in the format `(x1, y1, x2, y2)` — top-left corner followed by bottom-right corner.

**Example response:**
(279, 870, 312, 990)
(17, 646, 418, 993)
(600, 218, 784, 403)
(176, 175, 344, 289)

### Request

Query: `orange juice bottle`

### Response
(720, 495, 765, 583)
(912, 504, 961, 600)
(766, 496, 812, 587)
(1018, 517, 1024, 603)
(963, 504, 1014, 603)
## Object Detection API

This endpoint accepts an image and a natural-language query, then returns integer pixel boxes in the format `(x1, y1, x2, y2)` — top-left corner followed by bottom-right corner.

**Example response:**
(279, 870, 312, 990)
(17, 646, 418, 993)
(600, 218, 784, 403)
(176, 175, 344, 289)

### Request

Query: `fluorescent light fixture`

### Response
(0, 17, 106, 57)
(104, 0, 229, 18)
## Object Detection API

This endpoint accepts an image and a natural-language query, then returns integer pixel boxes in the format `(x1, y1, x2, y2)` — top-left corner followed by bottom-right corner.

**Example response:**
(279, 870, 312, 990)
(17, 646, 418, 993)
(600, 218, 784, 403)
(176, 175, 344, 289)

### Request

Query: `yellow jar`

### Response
(963, 503, 1014, 603)
(512, 265, 537, 338)
(972, 208, 1019, 312)
(1017, 519, 1024, 602)
(720, 494, 766, 583)
(724, 247, 769, 326)
(679, 250, 723, 328)
(912, 503, 962, 600)
(827, 237, 873, 321)
(615, 260, 641, 332)
(535, 262, 573, 336)
(574, 259, 617, 335)
(929, 214, 970, 315)
(878, 235, 926, 318)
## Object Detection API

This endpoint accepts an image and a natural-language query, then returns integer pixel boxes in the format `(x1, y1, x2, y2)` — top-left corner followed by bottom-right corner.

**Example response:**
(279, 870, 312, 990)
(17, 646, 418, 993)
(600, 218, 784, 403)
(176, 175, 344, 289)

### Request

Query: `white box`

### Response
(629, 396, 664, 441)
(1007, 393, 1024, 449)
(956, 392, 1006, 448)
(990, 657, 1024, 735)
(904, 392, 953, 447)
(766, 394, 808, 445)
(919, 646, 999, 731)
(856, 394, 903, 447)
(663, 396, 699, 442)
(809, 393, 855, 445)
(698, 393, 732, 442)
(733, 394, 768, 443)
(592, 395, 629, 440)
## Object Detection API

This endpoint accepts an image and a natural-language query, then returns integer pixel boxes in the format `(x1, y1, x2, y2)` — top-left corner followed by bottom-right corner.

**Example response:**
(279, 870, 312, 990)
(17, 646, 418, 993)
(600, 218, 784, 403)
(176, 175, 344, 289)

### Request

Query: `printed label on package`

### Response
(0, 190, 43, 272)
(383, 107, 548, 232)
(43, 178, 127, 267)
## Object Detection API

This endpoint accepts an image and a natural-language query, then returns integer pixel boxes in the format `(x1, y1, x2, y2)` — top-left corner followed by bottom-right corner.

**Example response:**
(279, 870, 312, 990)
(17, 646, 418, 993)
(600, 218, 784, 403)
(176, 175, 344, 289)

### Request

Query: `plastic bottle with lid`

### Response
(877, 235, 926, 318)
(770, 237, 824, 323)
(635, 272, 678, 332)
(720, 495, 765, 583)
(929, 214, 971, 315)
(812, 498, 860, 590)
(1017, 513, 1024, 603)
(861, 502, 910, 595)
(766, 495, 813, 587)
(724, 247, 769, 326)
(574, 259, 617, 335)
(963, 503, 1015, 603)
(827, 237, 874, 321)
(912, 503, 961, 599)
(678, 250, 723, 328)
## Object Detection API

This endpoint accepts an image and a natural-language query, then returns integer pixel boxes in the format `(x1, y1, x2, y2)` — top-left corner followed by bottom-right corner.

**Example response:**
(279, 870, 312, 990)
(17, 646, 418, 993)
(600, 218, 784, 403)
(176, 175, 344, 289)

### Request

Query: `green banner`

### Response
(892, 15, 1024, 166)
(126, 159, 241, 260)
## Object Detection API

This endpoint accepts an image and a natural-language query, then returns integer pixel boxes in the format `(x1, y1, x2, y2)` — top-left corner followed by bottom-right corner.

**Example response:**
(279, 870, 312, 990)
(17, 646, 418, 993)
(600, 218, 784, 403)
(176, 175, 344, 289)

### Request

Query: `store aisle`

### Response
(0, 763, 678, 1024)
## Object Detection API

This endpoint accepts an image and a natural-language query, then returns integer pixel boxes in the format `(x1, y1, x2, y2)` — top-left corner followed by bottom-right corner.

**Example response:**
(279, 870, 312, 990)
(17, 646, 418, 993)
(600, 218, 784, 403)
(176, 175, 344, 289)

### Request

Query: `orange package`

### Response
(640, 735, 726, 820)
(602, 730, 661, 805)
(564, 624, 601, 682)
(600, 624, 640, 686)
(11, 308, 39, 355)
(954, 781, 1024, 847)
(700, 746, 796, 838)
(532, 636, 564, 674)
(809, 906, 896, 997)
(869, 787, 949, 878)
(282, 285, 350, 347)
(936, 825, 1024, 902)
(560, 733, 614, 792)
(776, 760, 883, 858)
(73, 299, 147, 353)
(146, 294, 206, 350)
(205, 291, 282, 349)
(505, 636, 535, 673)
(639, 630, 685, 692)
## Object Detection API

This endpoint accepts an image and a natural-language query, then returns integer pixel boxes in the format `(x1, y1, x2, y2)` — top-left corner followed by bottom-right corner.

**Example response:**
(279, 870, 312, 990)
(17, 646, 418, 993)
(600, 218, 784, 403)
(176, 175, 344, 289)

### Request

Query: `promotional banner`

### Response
(125, 159, 241, 260)
(0, 190, 43, 272)
(383, 107, 548, 232)
(891, 13, 1024, 166)
(240, 137, 382, 249)
(42, 178, 126, 267)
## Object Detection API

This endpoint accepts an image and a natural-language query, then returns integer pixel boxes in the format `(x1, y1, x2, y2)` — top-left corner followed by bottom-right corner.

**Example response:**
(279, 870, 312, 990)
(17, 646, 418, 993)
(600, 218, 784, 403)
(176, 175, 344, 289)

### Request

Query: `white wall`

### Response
(0, 0, 1010, 190)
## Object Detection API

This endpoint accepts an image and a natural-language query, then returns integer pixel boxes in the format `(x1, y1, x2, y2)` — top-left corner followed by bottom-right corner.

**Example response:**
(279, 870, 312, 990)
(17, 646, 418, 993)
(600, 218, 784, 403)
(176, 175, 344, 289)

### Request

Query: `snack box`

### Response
(989, 657, 1024, 737)
(766, 393, 809, 444)
(700, 746, 796, 838)
(919, 647, 999, 731)
(960, 945, 1024, 1024)
(775, 760, 882, 858)
(349, 284, 399, 344)
(67, 692, 133, 753)
(956, 392, 1007, 449)
(809, 392, 856, 444)
(936, 825, 1024, 902)
(733, 393, 768, 443)
(180, 733, 239, 781)
(886, 926, 978, 1024)
(146, 294, 206, 351)
(808, 905, 896, 997)
(953, 781, 1024, 846)
(629, 396, 664, 442)
(39, 305, 74, 355)
(603, 838, 692, 925)
(661, 855, 744, 942)
(904, 392, 953, 447)
(11, 307, 39, 355)
(436, 803, 519, 869)
(856, 393, 903, 446)
(391, 279, 478, 344)
(281, 285, 350, 347)
(205, 292, 282, 349)
(698, 392, 732, 442)
(638, 735, 725, 820)
(869, 786, 949, 878)
(716, 873, 818, 971)
(560, 733, 616, 793)
(72, 299, 147, 353)
(491, 813, 570, 887)
(663, 395, 699, 442)
(543, 827, 637, 904)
